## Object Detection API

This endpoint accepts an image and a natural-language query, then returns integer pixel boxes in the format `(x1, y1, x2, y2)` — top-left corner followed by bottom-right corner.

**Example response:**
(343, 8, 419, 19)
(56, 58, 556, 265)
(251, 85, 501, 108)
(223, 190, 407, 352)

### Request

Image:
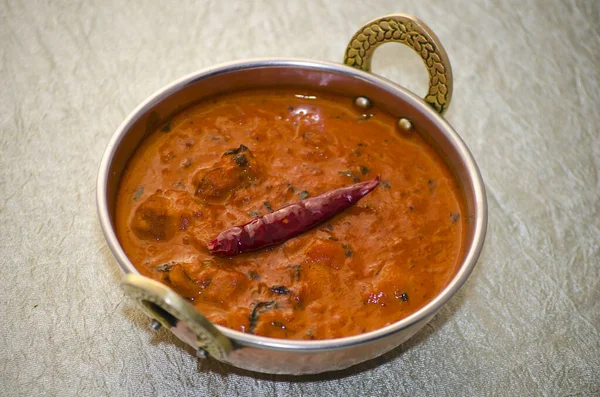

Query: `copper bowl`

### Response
(97, 14, 487, 374)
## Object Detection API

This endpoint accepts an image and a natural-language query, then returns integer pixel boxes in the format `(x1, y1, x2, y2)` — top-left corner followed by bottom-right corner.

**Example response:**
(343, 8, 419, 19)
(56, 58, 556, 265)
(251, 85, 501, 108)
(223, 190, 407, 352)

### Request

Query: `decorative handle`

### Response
(344, 14, 453, 115)
(121, 274, 232, 359)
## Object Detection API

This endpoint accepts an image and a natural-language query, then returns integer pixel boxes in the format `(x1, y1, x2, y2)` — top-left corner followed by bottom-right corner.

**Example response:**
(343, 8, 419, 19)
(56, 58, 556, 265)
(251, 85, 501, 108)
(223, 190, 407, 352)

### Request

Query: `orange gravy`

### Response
(115, 88, 466, 340)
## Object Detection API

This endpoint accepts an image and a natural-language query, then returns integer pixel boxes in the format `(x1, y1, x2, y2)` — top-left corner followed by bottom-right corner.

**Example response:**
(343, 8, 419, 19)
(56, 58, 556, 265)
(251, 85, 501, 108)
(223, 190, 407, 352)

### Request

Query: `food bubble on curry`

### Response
(115, 88, 467, 340)
(353, 96, 372, 110)
(398, 117, 414, 132)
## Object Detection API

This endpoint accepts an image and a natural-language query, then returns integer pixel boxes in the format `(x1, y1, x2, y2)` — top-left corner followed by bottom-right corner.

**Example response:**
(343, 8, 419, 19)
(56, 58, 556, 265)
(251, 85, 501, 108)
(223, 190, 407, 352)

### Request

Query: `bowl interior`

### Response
(97, 59, 486, 350)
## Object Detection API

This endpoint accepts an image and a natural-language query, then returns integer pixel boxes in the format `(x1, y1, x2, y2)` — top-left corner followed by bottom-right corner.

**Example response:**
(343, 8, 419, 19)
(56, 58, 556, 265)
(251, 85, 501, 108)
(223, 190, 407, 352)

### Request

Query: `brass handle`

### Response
(121, 274, 232, 359)
(344, 14, 453, 115)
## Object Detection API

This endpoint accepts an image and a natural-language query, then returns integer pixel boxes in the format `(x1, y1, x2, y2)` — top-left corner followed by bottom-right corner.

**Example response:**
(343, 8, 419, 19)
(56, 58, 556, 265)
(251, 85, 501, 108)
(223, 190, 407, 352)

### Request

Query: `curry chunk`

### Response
(193, 144, 260, 201)
(168, 264, 203, 298)
(131, 193, 177, 241)
(131, 189, 202, 241)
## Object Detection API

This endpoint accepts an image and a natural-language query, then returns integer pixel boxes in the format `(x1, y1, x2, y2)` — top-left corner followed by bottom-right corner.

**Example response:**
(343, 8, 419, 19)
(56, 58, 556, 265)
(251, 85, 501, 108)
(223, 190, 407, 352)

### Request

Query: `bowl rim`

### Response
(97, 57, 487, 352)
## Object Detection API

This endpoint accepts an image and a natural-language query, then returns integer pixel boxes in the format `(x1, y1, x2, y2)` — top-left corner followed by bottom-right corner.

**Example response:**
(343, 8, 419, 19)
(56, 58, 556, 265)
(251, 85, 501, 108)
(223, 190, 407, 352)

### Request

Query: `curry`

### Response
(115, 88, 466, 340)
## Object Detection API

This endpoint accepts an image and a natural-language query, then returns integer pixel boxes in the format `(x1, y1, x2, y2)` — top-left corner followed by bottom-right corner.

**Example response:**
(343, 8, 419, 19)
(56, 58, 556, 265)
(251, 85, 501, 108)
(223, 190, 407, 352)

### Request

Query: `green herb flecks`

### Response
(339, 170, 360, 183)
(451, 213, 460, 224)
(248, 301, 277, 334)
(270, 285, 290, 295)
(394, 291, 409, 302)
(380, 180, 391, 189)
(155, 262, 175, 272)
(264, 202, 274, 212)
(224, 144, 248, 155)
(289, 265, 301, 281)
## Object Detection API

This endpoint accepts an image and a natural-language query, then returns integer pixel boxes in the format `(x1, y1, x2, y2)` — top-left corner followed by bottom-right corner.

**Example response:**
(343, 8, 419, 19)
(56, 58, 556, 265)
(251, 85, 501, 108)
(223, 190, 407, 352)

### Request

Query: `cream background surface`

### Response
(1, 1, 599, 395)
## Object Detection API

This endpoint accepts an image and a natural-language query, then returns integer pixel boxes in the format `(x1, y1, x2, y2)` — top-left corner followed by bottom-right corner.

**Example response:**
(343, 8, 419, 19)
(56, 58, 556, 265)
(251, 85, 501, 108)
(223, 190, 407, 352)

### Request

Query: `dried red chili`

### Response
(207, 176, 380, 257)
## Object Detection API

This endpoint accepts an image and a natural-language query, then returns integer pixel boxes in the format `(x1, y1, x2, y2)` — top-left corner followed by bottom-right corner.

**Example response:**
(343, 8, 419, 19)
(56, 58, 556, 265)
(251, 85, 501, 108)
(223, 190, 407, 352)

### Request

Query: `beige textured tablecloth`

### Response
(1, 0, 599, 395)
